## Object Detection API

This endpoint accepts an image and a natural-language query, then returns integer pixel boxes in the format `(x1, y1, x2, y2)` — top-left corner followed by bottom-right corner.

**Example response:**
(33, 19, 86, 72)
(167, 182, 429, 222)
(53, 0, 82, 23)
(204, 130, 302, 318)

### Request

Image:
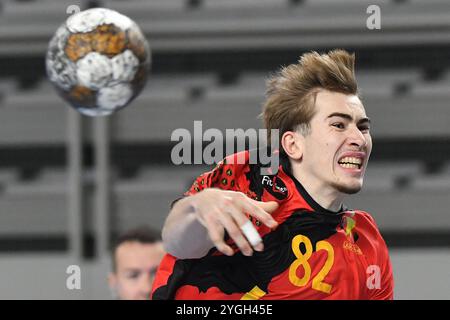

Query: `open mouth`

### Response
(338, 156, 363, 170)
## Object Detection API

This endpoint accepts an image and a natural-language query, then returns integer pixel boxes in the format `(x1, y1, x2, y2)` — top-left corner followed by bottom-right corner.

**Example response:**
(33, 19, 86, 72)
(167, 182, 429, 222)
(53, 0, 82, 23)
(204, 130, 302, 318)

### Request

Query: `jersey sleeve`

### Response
(362, 212, 394, 300)
(370, 237, 394, 300)
(378, 255, 394, 300)
(184, 151, 249, 196)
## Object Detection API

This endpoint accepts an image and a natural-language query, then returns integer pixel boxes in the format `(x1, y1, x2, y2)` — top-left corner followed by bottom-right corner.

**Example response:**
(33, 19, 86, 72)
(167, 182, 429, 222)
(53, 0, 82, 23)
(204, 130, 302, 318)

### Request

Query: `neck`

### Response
(291, 166, 344, 213)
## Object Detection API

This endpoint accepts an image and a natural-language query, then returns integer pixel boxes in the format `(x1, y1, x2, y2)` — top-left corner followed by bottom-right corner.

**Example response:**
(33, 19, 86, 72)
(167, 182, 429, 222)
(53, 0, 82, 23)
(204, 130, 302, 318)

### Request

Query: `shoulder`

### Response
(206, 150, 252, 178)
(184, 150, 251, 195)
(353, 209, 390, 251)
(352, 209, 384, 235)
(354, 209, 378, 226)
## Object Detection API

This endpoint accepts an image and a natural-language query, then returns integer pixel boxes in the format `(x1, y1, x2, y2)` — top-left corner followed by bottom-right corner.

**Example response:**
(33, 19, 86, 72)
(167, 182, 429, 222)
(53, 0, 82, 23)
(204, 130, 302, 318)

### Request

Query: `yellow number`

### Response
(312, 240, 334, 294)
(288, 234, 334, 294)
(289, 235, 313, 286)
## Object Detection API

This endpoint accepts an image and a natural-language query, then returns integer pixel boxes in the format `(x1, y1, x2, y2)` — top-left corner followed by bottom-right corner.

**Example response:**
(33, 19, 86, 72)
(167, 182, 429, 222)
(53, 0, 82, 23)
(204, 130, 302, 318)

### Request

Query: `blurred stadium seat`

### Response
(2, 0, 450, 54)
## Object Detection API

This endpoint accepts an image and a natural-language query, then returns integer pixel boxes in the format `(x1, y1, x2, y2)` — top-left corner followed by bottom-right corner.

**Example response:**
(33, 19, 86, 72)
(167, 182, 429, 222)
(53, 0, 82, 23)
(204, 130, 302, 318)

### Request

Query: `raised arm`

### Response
(162, 188, 279, 259)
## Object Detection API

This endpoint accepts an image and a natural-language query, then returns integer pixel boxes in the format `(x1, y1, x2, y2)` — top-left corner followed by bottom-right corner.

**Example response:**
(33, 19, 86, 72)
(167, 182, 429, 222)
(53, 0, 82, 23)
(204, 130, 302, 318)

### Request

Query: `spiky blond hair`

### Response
(262, 49, 358, 142)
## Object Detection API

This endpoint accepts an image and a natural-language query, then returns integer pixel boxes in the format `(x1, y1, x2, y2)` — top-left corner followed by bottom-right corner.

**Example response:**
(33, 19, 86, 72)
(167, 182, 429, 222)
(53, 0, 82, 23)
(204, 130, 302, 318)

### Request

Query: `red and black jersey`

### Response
(152, 150, 394, 300)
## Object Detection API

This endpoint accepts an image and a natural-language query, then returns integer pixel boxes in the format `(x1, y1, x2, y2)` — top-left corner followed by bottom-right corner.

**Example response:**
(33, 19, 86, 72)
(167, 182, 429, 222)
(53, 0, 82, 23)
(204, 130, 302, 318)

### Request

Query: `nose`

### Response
(348, 125, 368, 149)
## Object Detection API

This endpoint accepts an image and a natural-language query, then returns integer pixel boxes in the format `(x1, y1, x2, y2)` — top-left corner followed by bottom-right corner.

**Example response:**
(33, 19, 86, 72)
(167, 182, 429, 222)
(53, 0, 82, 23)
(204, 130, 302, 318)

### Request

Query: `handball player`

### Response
(152, 50, 394, 300)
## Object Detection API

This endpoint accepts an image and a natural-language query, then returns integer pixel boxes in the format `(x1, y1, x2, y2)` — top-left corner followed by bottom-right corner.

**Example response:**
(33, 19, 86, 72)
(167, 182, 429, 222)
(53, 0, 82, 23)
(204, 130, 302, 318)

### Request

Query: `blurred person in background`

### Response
(108, 226, 165, 300)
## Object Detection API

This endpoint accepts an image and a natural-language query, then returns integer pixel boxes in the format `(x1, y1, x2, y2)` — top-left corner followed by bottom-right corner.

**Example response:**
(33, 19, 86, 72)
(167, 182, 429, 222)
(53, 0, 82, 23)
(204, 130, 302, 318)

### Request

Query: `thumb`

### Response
(254, 200, 279, 213)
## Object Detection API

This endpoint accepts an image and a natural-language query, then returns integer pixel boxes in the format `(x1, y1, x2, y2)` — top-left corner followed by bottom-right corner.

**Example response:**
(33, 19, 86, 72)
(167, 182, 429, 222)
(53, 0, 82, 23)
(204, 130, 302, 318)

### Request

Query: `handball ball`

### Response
(46, 8, 151, 116)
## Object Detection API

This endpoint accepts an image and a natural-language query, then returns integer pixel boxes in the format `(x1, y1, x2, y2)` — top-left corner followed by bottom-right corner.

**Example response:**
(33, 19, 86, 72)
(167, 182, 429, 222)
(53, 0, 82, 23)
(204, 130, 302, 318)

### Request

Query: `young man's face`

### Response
(109, 241, 165, 300)
(300, 90, 372, 195)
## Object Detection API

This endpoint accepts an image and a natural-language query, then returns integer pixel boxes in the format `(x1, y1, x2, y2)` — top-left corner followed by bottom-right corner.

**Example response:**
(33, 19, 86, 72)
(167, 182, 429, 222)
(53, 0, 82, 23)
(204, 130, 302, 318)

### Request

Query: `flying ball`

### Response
(46, 8, 150, 116)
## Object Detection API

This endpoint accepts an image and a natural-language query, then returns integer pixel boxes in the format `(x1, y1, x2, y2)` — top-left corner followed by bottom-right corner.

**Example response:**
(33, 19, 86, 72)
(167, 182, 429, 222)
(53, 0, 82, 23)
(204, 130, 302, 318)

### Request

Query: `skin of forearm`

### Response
(161, 196, 215, 259)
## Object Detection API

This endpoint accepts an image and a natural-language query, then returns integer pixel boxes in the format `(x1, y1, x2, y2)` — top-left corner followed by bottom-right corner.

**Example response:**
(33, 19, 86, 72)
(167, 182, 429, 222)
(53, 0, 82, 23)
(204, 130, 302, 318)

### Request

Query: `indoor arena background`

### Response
(0, 0, 449, 299)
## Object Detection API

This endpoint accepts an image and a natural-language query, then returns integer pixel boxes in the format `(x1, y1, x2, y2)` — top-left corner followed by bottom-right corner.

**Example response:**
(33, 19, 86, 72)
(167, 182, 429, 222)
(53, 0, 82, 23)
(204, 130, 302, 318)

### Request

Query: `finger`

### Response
(216, 208, 254, 256)
(224, 202, 263, 253)
(254, 200, 279, 214)
(238, 198, 278, 229)
(202, 213, 234, 256)
(240, 220, 263, 252)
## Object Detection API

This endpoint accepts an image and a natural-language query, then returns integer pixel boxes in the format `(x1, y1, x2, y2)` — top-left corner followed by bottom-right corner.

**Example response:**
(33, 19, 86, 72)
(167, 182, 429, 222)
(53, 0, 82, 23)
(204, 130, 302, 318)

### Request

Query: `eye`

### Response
(149, 268, 158, 277)
(332, 122, 345, 129)
(126, 272, 140, 279)
(358, 125, 370, 133)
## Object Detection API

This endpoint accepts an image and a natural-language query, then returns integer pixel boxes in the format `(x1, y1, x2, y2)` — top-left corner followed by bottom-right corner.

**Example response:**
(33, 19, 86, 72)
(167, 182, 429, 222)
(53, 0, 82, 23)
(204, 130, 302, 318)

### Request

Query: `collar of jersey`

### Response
(280, 154, 348, 216)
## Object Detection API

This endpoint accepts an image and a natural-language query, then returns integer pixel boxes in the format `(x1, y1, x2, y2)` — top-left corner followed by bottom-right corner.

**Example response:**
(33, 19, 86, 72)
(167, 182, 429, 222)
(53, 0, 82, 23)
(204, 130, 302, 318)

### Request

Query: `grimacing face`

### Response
(300, 90, 372, 195)
(108, 241, 165, 300)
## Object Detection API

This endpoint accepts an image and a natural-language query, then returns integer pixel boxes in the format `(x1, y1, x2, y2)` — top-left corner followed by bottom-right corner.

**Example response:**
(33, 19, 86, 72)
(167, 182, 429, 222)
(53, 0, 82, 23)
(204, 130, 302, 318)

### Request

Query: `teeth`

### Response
(338, 156, 363, 169)
(339, 163, 359, 169)
(338, 157, 362, 165)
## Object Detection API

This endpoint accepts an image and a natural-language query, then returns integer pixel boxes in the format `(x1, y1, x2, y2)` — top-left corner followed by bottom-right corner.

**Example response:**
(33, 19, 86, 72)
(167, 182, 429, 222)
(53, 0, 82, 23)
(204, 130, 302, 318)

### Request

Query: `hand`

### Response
(190, 188, 279, 256)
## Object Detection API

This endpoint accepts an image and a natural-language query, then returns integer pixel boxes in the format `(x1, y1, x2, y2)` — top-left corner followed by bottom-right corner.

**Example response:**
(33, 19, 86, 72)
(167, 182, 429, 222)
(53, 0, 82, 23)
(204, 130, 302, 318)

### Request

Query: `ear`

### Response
(281, 131, 304, 160)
